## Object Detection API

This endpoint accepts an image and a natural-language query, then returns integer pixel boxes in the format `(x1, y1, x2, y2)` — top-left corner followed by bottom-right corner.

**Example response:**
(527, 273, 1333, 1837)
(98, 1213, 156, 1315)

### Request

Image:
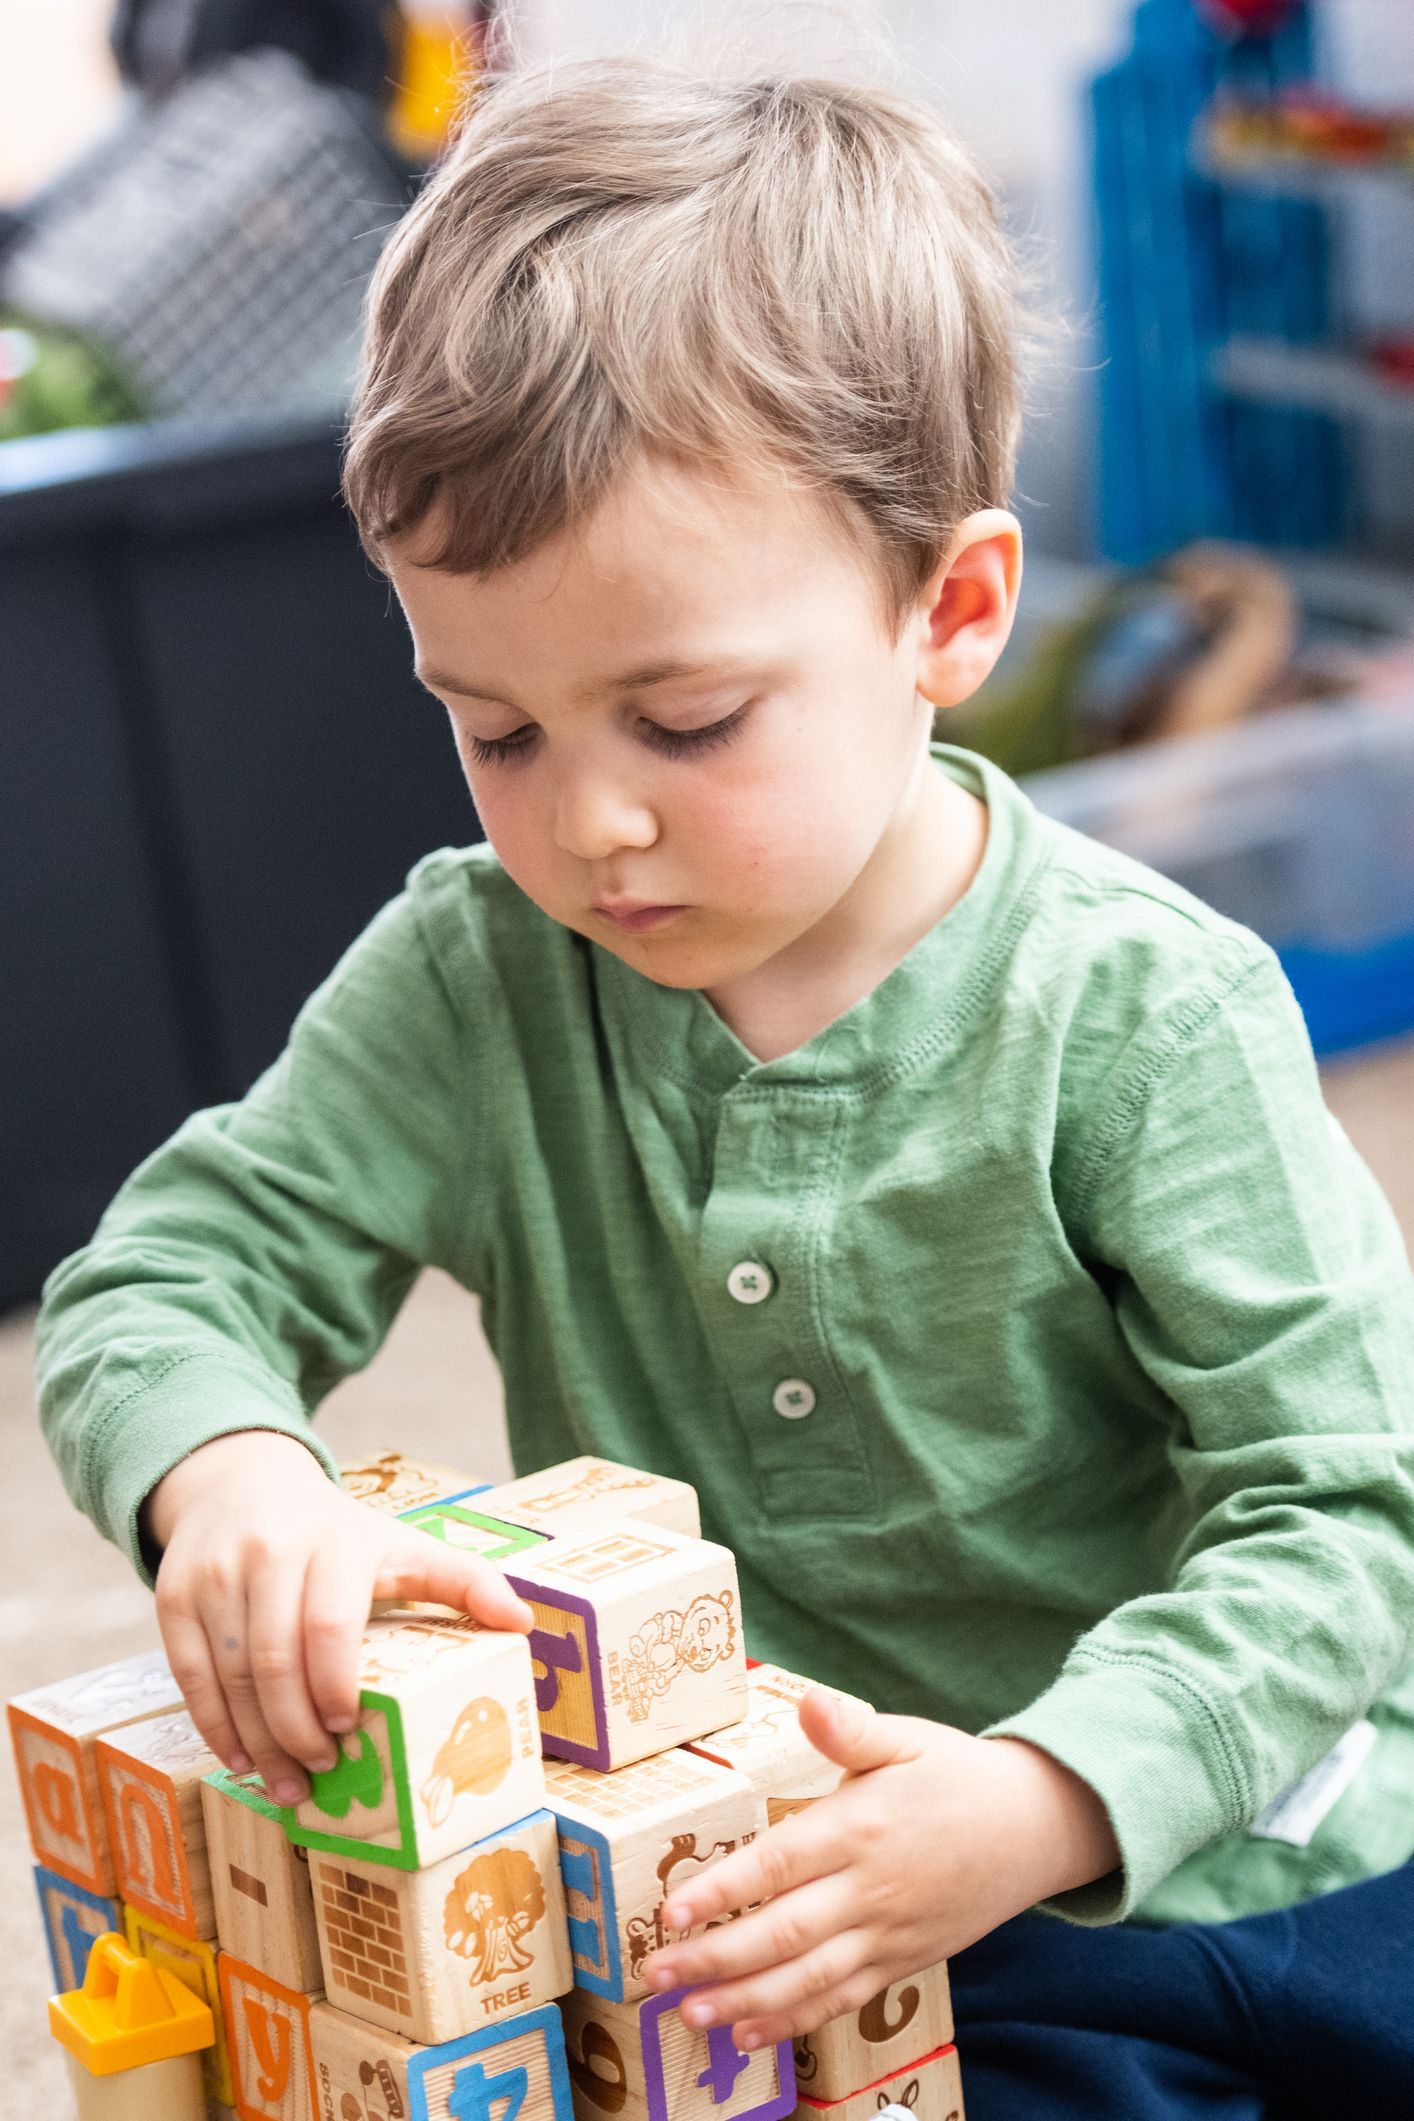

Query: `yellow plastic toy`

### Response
(48, 1930, 214, 2121)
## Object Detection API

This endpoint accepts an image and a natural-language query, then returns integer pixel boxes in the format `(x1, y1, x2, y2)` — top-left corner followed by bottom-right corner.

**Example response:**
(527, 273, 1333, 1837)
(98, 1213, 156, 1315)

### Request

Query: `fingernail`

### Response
(663, 1901, 692, 1928)
(273, 1777, 306, 1805)
(309, 1753, 338, 1775)
(684, 2001, 715, 2028)
(326, 1715, 355, 1735)
(738, 2032, 763, 2052)
(647, 1964, 676, 1991)
(227, 1750, 253, 1774)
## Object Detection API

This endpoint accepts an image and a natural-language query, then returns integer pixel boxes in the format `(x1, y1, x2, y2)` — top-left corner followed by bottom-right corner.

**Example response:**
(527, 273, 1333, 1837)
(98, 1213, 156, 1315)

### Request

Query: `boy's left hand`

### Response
(639, 1690, 1120, 2049)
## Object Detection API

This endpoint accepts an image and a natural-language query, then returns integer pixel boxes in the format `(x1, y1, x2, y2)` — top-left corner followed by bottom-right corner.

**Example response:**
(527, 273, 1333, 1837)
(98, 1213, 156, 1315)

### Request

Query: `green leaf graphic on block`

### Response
(310, 1727, 385, 1819)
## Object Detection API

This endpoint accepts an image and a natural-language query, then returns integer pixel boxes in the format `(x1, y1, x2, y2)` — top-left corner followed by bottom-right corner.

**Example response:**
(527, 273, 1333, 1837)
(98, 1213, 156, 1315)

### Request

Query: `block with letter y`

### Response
(219, 1953, 319, 2121)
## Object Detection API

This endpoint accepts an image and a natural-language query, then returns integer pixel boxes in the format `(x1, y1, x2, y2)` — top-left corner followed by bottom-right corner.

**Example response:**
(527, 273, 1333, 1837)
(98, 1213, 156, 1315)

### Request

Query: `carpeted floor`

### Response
(3, 1038, 1412, 2108)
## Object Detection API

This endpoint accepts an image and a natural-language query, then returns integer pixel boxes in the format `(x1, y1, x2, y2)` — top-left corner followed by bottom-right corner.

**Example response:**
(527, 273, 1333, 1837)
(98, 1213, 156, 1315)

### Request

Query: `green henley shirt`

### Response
(35, 745, 1414, 1927)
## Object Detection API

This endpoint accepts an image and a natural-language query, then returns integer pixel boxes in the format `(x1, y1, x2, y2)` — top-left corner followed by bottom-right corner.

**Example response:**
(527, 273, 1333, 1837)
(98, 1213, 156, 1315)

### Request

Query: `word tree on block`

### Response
(309, 1807, 571, 2045)
(32, 1863, 120, 1992)
(283, 1608, 543, 1871)
(545, 1748, 756, 2001)
(201, 1766, 323, 1993)
(561, 1984, 794, 2121)
(479, 1459, 700, 1541)
(97, 1706, 220, 1938)
(310, 1994, 575, 2121)
(793, 2044, 963, 2121)
(689, 1666, 868, 1831)
(220, 1953, 319, 2121)
(507, 1523, 746, 1771)
(341, 1453, 491, 1517)
(402, 1501, 550, 1564)
(792, 1969, 954, 2103)
(125, 1901, 235, 2107)
(8, 1648, 182, 1894)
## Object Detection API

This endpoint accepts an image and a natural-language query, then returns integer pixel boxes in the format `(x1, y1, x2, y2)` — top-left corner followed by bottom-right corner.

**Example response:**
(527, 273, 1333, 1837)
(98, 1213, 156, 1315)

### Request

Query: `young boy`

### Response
(36, 52, 1414, 2118)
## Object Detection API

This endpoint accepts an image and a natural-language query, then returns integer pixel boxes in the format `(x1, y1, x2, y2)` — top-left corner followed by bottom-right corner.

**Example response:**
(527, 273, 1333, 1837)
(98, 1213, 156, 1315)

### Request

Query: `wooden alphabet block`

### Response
(219, 1953, 320, 2121)
(791, 1969, 954, 2103)
(506, 1524, 746, 1771)
(792, 2043, 963, 2121)
(401, 1502, 550, 1565)
(8, 1647, 182, 1892)
(32, 1862, 121, 1992)
(282, 1608, 543, 1872)
(201, 1767, 323, 1993)
(341, 1453, 491, 1517)
(477, 1460, 700, 1541)
(124, 1902, 235, 2107)
(688, 1667, 869, 1832)
(544, 1748, 757, 2002)
(560, 1984, 794, 2121)
(310, 1994, 574, 2121)
(309, 1806, 570, 2045)
(98, 1707, 221, 1938)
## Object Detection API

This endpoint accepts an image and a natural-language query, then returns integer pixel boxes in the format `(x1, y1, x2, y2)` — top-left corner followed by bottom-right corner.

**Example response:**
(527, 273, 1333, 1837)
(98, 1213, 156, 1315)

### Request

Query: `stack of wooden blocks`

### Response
(12, 1451, 965, 2121)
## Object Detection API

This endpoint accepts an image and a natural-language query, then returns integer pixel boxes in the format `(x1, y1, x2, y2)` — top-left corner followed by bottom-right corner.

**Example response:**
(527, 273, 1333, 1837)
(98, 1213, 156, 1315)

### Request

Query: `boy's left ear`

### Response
(914, 509, 1023, 711)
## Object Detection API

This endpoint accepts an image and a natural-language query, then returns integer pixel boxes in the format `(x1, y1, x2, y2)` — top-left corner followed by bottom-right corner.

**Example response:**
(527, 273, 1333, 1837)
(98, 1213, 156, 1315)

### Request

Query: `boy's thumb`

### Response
(799, 1688, 904, 1775)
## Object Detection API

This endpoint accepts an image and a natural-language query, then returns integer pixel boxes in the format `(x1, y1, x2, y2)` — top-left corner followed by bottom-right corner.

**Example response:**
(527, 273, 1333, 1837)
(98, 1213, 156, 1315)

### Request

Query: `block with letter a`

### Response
(219, 1953, 320, 2121)
(340, 1452, 492, 1517)
(792, 1968, 954, 2103)
(476, 1459, 700, 1541)
(8, 1647, 182, 1893)
(201, 1765, 323, 1993)
(560, 1982, 795, 2121)
(282, 1607, 543, 1871)
(507, 1524, 747, 1771)
(544, 1747, 756, 2002)
(97, 1706, 221, 1938)
(688, 1666, 869, 1833)
(791, 2043, 963, 2121)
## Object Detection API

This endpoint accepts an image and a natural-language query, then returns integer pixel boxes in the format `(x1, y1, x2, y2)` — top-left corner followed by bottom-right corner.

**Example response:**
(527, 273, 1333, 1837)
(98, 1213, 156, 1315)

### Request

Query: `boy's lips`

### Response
(593, 900, 687, 932)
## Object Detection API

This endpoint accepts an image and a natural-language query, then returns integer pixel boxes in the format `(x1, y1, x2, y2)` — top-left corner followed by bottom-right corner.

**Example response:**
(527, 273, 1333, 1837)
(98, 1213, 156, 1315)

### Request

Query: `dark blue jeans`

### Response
(950, 1861, 1414, 2118)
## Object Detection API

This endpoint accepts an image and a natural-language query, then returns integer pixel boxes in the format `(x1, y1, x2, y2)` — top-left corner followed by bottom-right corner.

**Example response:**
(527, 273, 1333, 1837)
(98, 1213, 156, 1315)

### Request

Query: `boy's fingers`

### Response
(302, 1541, 377, 1734)
(201, 1585, 310, 1805)
(643, 1874, 850, 1995)
(247, 1555, 338, 1775)
(731, 1968, 882, 2053)
(676, 1929, 874, 2039)
(376, 1529, 536, 1632)
(661, 1807, 843, 1932)
(155, 1596, 251, 1774)
(797, 1691, 915, 1776)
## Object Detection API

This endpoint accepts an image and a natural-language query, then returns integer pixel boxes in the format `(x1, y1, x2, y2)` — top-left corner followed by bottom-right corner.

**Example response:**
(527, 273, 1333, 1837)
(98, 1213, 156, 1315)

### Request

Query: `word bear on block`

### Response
(341, 1453, 492, 1518)
(545, 1747, 757, 2001)
(478, 1458, 701, 1541)
(402, 1501, 551, 1565)
(8, 1647, 182, 1894)
(309, 1994, 576, 2121)
(560, 1983, 795, 2121)
(125, 1901, 235, 2108)
(792, 2044, 963, 2121)
(792, 1968, 955, 2104)
(688, 1667, 870, 1832)
(282, 1609, 543, 1871)
(309, 1807, 571, 2046)
(507, 1523, 747, 1771)
(201, 1766, 323, 1994)
(97, 1706, 220, 1938)
(219, 1953, 320, 2121)
(32, 1863, 120, 1992)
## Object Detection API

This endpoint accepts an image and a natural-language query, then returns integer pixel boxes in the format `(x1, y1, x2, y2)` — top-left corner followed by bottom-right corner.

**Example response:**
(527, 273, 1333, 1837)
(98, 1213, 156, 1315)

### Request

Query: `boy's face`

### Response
(389, 451, 996, 996)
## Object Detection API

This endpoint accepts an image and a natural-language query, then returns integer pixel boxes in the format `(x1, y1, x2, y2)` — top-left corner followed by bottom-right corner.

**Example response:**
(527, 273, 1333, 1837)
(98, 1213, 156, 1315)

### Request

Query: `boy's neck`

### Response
(704, 750, 988, 1065)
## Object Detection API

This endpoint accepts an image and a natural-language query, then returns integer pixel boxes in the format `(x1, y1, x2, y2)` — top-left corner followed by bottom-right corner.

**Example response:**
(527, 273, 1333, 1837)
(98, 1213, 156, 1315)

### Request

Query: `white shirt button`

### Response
(727, 1261, 774, 1305)
(772, 1378, 816, 1420)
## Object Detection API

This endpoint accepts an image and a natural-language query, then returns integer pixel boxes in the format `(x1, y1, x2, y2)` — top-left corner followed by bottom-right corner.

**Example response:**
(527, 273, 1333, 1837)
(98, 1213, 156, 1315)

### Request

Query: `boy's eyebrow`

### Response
(414, 657, 738, 706)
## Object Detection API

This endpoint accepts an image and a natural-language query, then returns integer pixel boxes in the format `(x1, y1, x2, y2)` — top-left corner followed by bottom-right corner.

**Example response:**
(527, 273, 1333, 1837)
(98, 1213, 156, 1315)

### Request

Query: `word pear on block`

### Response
(8, 1648, 182, 1894)
(97, 1707, 220, 1938)
(33, 1863, 121, 1992)
(689, 1666, 869, 1832)
(402, 1500, 551, 1564)
(478, 1458, 700, 1541)
(793, 2043, 963, 2121)
(507, 1522, 747, 1771)
(283, 1608, 543, 1872)
(124, 1901, 235, 2107)
(309, 1806, 571, 2045)
(792, 1968, 955, 2103)
(560, 1983, 795, 2121)
(545, 1747, 757, 2001)
(201, 1766, 323, 1993)
(341, 1452, 491, 1517)
(219, 1953, 320, 2121)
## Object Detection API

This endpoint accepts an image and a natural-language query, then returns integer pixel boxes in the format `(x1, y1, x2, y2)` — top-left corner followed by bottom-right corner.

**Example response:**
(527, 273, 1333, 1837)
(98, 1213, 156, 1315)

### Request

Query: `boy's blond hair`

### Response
(344, 50, 1025, 638)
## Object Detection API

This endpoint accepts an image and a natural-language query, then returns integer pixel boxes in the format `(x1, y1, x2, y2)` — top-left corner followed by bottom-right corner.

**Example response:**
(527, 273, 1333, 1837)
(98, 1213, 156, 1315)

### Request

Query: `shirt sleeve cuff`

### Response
(81, 1352, 342, 1588)
(984, 1656, 1253, 1923)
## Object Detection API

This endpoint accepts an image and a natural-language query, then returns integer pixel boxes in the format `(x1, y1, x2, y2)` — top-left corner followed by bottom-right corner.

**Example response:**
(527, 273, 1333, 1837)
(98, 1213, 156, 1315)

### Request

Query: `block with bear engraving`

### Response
(506, 1523, 746, 1771)
(125, 1901, 234, 2108)
(560, 1982, 794, 2121)
(309, 1806, 571, 2045)
(792, 1967, 955, 2102)
(8, 1647, 182, 1894)
(219, 1952, 320, 2121)
(477, 1458, 700, 1541)
(688, 1665, 870, 1832)
(792, 2043, 963, 2121)
(310, 1994, 575, 2121)
(340, 1452, 491, 1517)
(545, 1747, 757, 2001)
(97, 1705, 221, 1938)
(281, 1608, 543, 1872)
(201, 1766, 323, 1993)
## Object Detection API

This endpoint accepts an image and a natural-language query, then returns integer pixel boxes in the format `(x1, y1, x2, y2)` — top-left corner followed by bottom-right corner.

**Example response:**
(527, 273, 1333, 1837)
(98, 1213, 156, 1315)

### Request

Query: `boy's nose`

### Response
(553, 774, 658, 861)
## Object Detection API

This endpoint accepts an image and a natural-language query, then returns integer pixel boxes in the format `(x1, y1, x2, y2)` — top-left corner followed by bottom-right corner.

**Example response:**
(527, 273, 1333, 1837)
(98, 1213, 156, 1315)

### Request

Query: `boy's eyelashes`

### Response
(464, 702, 753, 769)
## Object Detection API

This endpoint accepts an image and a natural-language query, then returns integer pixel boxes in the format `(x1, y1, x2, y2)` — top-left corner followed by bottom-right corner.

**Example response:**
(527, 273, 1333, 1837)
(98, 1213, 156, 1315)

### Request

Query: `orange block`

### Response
(98, 1709, 220, 1938)
(219, 1954, 320, 2121)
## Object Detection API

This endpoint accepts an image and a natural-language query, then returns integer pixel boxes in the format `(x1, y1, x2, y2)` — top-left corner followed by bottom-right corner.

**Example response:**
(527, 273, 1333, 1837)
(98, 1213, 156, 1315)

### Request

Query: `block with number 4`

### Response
(97, 1706, 220, 1937)
(477, 1459, 700, 1540)
(560, 1982, 795, 2121)
(507, 1524, 747, 1771)
(310, 1994, 575, 2121)
(341, 1452, 492, 1516)
(282, 1608, 543, 1871)
(792, 1968, 954, 2102)
(689, 1666, 871, 1831)
(792, 2043, 963, 2121)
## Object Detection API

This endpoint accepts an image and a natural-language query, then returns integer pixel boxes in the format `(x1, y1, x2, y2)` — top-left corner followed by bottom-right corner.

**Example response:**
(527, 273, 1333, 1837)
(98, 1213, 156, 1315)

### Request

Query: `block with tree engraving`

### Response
(97, 1706, 220, 1938)
(560, 1981, 795, 2121)
(201, 1766, 322, 1993)
(477, 1459, 700, 1541)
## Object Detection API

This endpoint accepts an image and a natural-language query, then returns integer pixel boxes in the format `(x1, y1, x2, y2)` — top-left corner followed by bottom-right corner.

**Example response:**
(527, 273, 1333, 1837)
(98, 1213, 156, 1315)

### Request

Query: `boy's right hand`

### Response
(144, 1430, 535, 1805)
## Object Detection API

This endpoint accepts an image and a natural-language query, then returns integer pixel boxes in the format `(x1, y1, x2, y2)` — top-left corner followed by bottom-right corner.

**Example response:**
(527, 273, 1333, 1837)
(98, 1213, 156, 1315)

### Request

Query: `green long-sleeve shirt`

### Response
(35, 745, 1414, 1926)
